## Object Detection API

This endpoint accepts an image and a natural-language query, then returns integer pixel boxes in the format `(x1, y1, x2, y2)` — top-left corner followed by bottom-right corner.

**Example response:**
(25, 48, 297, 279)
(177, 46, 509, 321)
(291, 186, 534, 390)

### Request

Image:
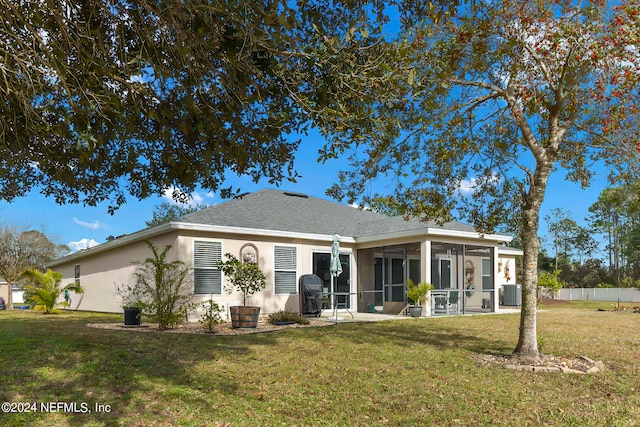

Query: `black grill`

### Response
(299, 274, 324, 317)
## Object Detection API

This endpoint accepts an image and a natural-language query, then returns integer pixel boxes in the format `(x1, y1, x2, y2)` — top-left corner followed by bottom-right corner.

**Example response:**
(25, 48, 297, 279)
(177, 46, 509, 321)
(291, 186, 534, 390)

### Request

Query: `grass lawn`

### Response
(1, 301, 639, 426)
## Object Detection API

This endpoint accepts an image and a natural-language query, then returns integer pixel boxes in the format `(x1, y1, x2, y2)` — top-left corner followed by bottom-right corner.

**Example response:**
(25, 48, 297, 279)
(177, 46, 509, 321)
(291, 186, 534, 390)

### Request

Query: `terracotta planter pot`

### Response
(230, 306, 260, 328)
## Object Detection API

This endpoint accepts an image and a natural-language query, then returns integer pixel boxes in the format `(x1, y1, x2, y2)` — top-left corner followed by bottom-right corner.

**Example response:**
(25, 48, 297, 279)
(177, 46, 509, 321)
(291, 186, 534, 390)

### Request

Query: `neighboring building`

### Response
(0, 281, 25, 306)
(0, 281, 6, 303)
(48, 189, 522, 317)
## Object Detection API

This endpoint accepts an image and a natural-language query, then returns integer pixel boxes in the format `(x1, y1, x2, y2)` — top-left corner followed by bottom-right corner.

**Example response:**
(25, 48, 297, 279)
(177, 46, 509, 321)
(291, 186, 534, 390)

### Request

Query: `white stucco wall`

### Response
(49, 224, 516, 318)
(177, 231, 356, 318)
(54, 233, 180, 313)
(52, 230, 356, 318)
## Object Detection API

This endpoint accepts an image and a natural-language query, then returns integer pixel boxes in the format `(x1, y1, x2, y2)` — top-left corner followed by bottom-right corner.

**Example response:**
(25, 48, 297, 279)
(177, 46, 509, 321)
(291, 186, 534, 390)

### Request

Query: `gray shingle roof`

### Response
(178, 189, 482, 239)
(48, 189, 513, 267)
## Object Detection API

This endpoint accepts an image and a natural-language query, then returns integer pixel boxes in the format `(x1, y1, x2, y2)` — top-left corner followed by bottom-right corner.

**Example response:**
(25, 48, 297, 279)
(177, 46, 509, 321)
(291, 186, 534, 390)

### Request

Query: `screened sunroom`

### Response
(357, 240, 498, 316)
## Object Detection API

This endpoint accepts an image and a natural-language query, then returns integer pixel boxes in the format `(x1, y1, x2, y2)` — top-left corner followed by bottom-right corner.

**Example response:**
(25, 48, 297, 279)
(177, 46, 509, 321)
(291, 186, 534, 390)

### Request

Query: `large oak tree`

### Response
(0, 0, 401, 210)
(325, 0, 640, 358)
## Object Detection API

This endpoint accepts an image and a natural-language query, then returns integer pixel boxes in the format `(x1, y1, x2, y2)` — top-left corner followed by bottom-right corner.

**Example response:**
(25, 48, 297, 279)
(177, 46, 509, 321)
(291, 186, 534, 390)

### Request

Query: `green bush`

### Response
(406, 279, 433, 306)
(200, 299, 224, 333)
(620, 276, 640, 288)
(538, 270, 564, 292)
(267, 310, 310, 325)
(218, 253, 266, 306)
(597, 282, 615, 288)
(21, 268, 83, 314)
(129, 241, 195, 330)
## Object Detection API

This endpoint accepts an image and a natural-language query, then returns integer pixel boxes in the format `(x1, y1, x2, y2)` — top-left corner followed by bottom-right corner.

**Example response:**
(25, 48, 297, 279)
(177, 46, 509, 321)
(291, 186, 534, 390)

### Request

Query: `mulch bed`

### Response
(87, 318, 330, 335)
(471, 353, 604, 374)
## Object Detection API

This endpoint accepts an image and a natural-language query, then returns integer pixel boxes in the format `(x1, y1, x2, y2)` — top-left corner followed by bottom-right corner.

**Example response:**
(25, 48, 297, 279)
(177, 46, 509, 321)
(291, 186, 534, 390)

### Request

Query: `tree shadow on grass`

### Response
(0, 311, 519, 425)
(0, 311, 283, 426)
(305, 318, 517, 356)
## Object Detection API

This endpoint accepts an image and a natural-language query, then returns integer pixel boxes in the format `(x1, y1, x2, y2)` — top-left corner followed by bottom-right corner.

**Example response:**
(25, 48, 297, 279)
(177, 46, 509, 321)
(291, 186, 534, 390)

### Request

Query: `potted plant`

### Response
(218, 253, 266, 328)
(114, 283, 143, 326)
(406, 279, 434, 317)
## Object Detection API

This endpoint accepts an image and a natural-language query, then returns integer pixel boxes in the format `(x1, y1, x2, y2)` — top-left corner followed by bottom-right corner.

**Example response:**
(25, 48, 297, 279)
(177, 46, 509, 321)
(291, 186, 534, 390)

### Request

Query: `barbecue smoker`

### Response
(298, 274, 324, 317)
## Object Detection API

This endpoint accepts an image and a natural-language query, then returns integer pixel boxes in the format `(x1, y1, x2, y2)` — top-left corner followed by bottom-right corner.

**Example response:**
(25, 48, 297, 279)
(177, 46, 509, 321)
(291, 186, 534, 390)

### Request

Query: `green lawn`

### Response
(1, 302, 639, 426)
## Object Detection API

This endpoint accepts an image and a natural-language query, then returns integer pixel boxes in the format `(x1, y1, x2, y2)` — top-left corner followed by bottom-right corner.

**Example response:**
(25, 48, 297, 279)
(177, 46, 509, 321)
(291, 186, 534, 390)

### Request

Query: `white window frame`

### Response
(274, 245, 297, 295)
(193, 240, 223, 295)
(74, 264, 80, 286)
(481, 257, 492, 290)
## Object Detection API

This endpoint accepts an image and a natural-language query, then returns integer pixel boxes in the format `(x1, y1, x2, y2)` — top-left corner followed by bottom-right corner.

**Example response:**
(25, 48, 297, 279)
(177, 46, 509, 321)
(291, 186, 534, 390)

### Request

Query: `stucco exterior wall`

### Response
(51, 230, 357, 318)
(46, 222, 514, 318)
(497, 256, 518, 285)
(0, 283, 7, 304)
(176, 231, 356, 318)
(54, 233, 180, 313)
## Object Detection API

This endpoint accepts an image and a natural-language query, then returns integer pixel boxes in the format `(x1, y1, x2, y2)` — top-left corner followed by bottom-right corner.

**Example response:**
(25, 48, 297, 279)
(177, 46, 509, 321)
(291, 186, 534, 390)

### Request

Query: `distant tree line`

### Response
(538, 183, 640, 288)
(0, 224, 70, 309)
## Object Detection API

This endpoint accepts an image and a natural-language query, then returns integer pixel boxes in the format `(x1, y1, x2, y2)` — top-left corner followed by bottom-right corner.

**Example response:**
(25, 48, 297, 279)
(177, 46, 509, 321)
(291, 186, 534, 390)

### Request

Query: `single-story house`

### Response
(48, 189, 522, 317)
(0, 281, 25, 308)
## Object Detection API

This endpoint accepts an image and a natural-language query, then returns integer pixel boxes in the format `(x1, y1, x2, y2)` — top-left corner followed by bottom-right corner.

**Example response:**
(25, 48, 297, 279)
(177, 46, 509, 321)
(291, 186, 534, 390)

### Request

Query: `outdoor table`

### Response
(325, 292, 356, 321)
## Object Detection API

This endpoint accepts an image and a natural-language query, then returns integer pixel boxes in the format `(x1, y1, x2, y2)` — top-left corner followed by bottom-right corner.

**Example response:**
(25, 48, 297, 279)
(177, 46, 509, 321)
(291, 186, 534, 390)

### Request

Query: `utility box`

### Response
(502, 284, 522, 306)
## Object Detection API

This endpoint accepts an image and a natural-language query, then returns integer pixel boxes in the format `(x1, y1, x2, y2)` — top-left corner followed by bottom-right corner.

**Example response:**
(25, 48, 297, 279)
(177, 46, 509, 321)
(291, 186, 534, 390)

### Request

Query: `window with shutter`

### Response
(274, 246, 297, 294)
(194, 241, 222, 295)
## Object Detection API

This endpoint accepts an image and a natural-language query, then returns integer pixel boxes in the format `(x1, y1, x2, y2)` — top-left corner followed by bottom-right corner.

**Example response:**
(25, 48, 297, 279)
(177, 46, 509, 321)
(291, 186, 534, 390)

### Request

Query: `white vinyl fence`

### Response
(559, 288, 640, 303)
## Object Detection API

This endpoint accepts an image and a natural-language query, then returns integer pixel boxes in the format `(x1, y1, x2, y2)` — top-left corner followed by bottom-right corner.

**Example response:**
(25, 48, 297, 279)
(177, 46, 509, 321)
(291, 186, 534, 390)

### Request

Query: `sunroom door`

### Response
(313, 252, 351, 309)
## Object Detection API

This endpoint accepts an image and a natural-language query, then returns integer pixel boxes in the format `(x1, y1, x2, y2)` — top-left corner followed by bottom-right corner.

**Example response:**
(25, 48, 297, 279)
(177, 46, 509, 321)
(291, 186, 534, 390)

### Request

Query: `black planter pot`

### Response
(123, 308, 142, 326)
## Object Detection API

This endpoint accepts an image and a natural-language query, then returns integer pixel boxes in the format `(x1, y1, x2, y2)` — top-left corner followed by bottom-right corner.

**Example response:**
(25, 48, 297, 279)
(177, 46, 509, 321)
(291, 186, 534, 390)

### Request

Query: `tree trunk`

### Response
(6, 281, 12, 310)
(614, 215, 620, 285)
(608, 227, 613, 276)
(514, 205, 541, 359)
(513, 153, 553, 359)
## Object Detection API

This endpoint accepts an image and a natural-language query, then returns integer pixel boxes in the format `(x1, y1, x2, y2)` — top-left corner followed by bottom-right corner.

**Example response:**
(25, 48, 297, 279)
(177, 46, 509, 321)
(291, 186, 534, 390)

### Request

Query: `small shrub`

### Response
(597, 282, 615, 288)
(21, 268, 83, 314)
(538, 270, 564, 295)
(619, 276, 640, 288)
(200, 299, 224, 333)
(130, 241, 196, 330)
(537, 334, 546, 354)
(406, 279, 433, 306)
(267, 310, 310, 325)
(218, 253, 266, 306)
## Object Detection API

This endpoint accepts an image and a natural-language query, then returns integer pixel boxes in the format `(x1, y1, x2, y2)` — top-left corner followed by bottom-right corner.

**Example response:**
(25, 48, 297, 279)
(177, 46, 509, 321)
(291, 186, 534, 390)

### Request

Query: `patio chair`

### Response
(447, 289, 460, 314)
(432, 290, 448, 315)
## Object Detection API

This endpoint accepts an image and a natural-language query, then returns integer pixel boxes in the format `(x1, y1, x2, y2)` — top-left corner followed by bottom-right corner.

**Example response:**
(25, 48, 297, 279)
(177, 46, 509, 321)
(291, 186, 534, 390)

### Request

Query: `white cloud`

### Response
(73, 217, 103, 230)
(458, 178, 477, 195)
(69, 238, 99, 252)
(350, 202, 371, 211)
(128, 74, 145, 84)
(161, 187, 215, 208)
(458, 173, 502, 196)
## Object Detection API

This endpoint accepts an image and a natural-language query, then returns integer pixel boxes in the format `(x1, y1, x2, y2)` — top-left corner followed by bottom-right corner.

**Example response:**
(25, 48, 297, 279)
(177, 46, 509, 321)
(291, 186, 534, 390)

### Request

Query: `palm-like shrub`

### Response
(130, 241, 195, 330)
(21, 268, 83, 314)
(406, 279, 433, 307)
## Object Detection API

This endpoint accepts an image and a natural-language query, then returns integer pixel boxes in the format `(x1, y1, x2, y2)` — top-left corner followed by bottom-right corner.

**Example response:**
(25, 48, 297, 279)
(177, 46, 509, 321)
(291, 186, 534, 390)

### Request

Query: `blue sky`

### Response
(0, 128, 611, 255)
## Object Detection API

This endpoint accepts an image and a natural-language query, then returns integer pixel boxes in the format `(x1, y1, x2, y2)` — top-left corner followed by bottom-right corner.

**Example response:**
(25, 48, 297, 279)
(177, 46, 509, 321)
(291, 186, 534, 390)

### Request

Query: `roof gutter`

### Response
(354, 227, 513, 244)
(48, 222, 357, 267)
